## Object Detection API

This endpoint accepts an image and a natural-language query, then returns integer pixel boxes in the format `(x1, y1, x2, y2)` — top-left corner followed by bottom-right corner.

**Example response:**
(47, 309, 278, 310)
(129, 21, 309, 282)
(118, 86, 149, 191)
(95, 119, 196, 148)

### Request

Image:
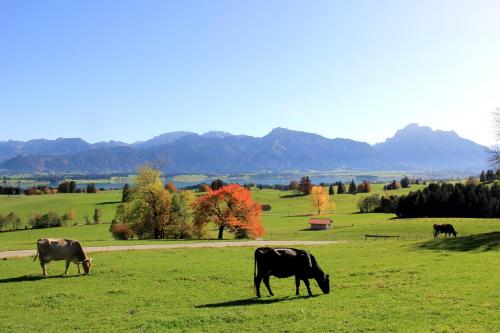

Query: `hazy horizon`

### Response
(1, 1, 499, 145)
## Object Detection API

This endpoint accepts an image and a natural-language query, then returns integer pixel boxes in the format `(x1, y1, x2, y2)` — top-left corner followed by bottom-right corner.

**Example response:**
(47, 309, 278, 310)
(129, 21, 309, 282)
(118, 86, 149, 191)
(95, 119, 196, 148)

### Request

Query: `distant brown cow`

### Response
(34, 238, 92, 276)
(433, 224, 457, 238)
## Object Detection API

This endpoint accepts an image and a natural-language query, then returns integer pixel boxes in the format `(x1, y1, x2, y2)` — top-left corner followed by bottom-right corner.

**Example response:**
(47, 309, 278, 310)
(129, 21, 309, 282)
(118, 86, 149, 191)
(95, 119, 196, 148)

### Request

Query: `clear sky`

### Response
(1, 1, 499, 145)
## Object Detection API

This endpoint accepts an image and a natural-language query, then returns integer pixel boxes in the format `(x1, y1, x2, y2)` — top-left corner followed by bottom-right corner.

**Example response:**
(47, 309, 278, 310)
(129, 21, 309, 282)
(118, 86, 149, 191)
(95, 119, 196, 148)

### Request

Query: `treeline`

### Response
(396, 182, 500, 218)
(0, 182, 102, 195)
(359, 182, 500, 218)
(479, 169, 500, 183)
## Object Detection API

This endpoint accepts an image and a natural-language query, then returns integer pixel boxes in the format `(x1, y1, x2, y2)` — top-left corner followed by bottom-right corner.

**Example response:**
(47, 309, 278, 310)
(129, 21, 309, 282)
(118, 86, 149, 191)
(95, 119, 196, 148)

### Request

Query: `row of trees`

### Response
(112, 167, 265, 241)
(396, 182, 500, 218)
(479, 169, 500, 183)
(58, 181, 98, 193)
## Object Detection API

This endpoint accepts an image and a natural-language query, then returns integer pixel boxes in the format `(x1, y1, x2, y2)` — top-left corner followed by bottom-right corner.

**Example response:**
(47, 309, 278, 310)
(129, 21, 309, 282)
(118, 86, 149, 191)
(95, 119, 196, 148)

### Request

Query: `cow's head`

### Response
(317, 273, 330, 294)
(81, 257, 93, 275)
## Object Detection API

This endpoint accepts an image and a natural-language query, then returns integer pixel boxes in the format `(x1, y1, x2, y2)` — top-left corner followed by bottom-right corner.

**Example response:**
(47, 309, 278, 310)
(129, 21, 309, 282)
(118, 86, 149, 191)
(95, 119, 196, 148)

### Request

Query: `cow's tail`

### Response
(33, 249, 39, 261)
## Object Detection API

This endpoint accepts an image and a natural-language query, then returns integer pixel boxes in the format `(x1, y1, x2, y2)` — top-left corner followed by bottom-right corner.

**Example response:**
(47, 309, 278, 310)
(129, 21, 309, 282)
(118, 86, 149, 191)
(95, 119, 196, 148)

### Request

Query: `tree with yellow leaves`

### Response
(310, 186, 330, 215)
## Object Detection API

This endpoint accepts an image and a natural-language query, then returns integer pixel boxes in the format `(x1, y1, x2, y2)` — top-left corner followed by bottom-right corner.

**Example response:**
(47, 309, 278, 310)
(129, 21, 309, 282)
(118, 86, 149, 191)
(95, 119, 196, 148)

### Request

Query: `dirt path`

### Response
(0, 240, 345, 259)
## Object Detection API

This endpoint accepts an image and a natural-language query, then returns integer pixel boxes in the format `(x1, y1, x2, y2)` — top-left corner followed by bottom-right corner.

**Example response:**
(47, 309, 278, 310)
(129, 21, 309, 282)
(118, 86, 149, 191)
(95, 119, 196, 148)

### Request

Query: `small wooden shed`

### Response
(308, 218, 333, 230)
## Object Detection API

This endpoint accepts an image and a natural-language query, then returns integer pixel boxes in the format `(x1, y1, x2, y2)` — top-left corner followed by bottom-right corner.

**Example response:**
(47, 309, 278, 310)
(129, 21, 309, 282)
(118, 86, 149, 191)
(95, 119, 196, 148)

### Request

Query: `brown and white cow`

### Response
(33, 238, 92, 276)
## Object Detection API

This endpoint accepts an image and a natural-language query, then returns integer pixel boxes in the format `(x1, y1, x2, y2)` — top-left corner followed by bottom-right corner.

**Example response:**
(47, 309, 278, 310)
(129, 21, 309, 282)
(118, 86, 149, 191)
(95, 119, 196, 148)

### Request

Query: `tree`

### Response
(310, 186, 330, 215)
(165, 182, 177, 193)
(489, 107, 500, 168)
(348, 180, 357, 194)
(87, 183, 97, 193)
(328, 183, 334, 195)
(210, 179, 224, 191)
(5, 212, 21, 230)
(199, 184, 211, 193)
(0, 214, 5, 231)
(357, 180, 372, 193)
(193, 184, 264, 240)
(69, 181, 77, 193)
(357, 195, 381, 213)
(486, 170, 496, 182)
(61, 208, 76, 226)
(337, 182, 346, 194)
(166, 191, 194, 239)
(401, 177, 410, 188)
(122, 184, 132, 202)
(58, 181, 70, 193)
(126, 166, 172, 239)
(93, 208, 102, 224)
(480, 170, 486, 183)
(288, 181, 299, 191)
(299, 176, 313, 195)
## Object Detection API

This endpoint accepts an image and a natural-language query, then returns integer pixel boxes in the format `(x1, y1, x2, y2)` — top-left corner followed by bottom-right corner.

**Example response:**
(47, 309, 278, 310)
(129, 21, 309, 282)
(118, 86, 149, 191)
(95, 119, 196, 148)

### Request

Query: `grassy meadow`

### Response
(0, 184, 499, 332)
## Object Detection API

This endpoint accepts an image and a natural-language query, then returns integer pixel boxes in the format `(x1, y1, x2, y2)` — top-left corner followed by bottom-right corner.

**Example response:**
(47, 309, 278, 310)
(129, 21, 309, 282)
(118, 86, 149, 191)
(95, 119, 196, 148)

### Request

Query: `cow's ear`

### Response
(326, 274, 330, 278)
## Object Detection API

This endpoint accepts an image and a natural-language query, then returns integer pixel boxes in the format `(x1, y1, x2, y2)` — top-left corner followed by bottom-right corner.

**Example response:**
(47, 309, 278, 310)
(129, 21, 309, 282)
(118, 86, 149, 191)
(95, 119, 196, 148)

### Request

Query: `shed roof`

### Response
(308, 218, 332, 225)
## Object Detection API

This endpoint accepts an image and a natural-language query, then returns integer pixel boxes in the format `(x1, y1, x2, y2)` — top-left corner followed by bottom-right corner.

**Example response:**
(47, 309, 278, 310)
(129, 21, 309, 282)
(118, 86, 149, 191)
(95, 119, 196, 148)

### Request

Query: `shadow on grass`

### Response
(96, 201, 122, 205)
(415, 232, 500, 252)
(280, 193, 306, 199)
(0, 274, 81, 284)
(195, 294, 320, 308)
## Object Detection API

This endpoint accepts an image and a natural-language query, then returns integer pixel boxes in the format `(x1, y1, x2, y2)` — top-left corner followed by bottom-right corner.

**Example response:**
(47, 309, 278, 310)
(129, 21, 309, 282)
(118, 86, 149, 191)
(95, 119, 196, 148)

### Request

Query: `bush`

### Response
(199, 184, 211, 193)
(357, 195, 381, 213)
(165, 182, 177, 193)
(93, 208, 102, 224)
(261, 204, 272, 212)
(29, 211, 62, 229)
(110, 223, 134, 240)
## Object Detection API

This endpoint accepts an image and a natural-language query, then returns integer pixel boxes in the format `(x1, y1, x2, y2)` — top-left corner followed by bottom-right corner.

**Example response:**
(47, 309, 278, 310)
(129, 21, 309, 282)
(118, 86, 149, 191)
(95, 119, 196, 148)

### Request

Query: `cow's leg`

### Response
(295, 275, 301, 295)
(263, 275, 274, 296)
(64, 259, 71, 275)
(41, 260, 47, 276)
(254, 274, 263, 297)
(77, 262, 81, 274)
(303, 278, 312, 296)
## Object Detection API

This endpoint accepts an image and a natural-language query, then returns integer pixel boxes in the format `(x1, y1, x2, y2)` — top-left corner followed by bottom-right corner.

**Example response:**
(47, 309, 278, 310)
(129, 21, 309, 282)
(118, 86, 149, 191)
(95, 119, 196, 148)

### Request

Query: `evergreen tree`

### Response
(400, 176, 410, 188)
(328, 183, 334, 195)
(480, 170, 486, 182)
(337, 182, 345, 194)
(348, 180, 357, 194)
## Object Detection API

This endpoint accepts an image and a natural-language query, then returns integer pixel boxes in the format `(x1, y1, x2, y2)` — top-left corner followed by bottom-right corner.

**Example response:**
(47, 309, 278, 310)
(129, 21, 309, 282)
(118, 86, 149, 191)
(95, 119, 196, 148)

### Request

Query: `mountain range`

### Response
(0, 124, 489, 175)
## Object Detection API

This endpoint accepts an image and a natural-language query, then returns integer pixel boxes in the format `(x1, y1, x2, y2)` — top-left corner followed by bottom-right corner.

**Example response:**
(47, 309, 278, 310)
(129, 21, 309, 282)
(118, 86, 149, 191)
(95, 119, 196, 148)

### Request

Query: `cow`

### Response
(254, 247, 330, 297)
(33, 238, 92, 276)
(433, 224, 457, 238)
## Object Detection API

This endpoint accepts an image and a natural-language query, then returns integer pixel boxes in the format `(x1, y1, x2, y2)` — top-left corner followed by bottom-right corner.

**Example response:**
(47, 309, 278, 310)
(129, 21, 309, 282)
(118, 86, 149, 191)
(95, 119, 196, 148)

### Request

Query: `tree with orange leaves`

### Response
(193, 184, 264, 239)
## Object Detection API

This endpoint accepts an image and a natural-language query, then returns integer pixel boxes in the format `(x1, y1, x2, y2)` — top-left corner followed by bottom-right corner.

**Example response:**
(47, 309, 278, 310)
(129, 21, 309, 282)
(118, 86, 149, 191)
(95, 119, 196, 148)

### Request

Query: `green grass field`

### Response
(0, 185, 499, 332)
(0, 242, 498, 332)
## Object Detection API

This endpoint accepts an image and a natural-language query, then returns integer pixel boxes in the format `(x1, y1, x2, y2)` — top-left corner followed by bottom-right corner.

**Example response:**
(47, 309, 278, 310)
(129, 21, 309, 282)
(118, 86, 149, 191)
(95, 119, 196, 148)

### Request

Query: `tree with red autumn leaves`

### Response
(193, 184, 264, 239)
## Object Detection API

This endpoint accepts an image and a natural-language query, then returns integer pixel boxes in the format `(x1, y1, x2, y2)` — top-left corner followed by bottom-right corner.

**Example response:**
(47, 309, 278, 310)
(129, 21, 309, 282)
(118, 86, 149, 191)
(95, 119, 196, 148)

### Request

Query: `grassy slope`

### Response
(0, 185, 499, 250)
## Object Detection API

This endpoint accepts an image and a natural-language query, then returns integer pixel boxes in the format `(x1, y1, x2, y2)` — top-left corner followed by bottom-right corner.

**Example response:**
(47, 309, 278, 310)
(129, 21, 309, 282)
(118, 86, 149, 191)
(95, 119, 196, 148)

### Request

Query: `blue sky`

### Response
(1, 1, 499, 145)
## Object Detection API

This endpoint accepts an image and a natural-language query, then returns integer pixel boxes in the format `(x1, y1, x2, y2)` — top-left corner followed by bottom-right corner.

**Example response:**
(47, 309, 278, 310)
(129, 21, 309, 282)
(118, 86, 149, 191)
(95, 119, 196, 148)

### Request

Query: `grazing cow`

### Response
(254, 247, 330, 297)
(433, 224, 457, 238)
(33, 238, 92, 276)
